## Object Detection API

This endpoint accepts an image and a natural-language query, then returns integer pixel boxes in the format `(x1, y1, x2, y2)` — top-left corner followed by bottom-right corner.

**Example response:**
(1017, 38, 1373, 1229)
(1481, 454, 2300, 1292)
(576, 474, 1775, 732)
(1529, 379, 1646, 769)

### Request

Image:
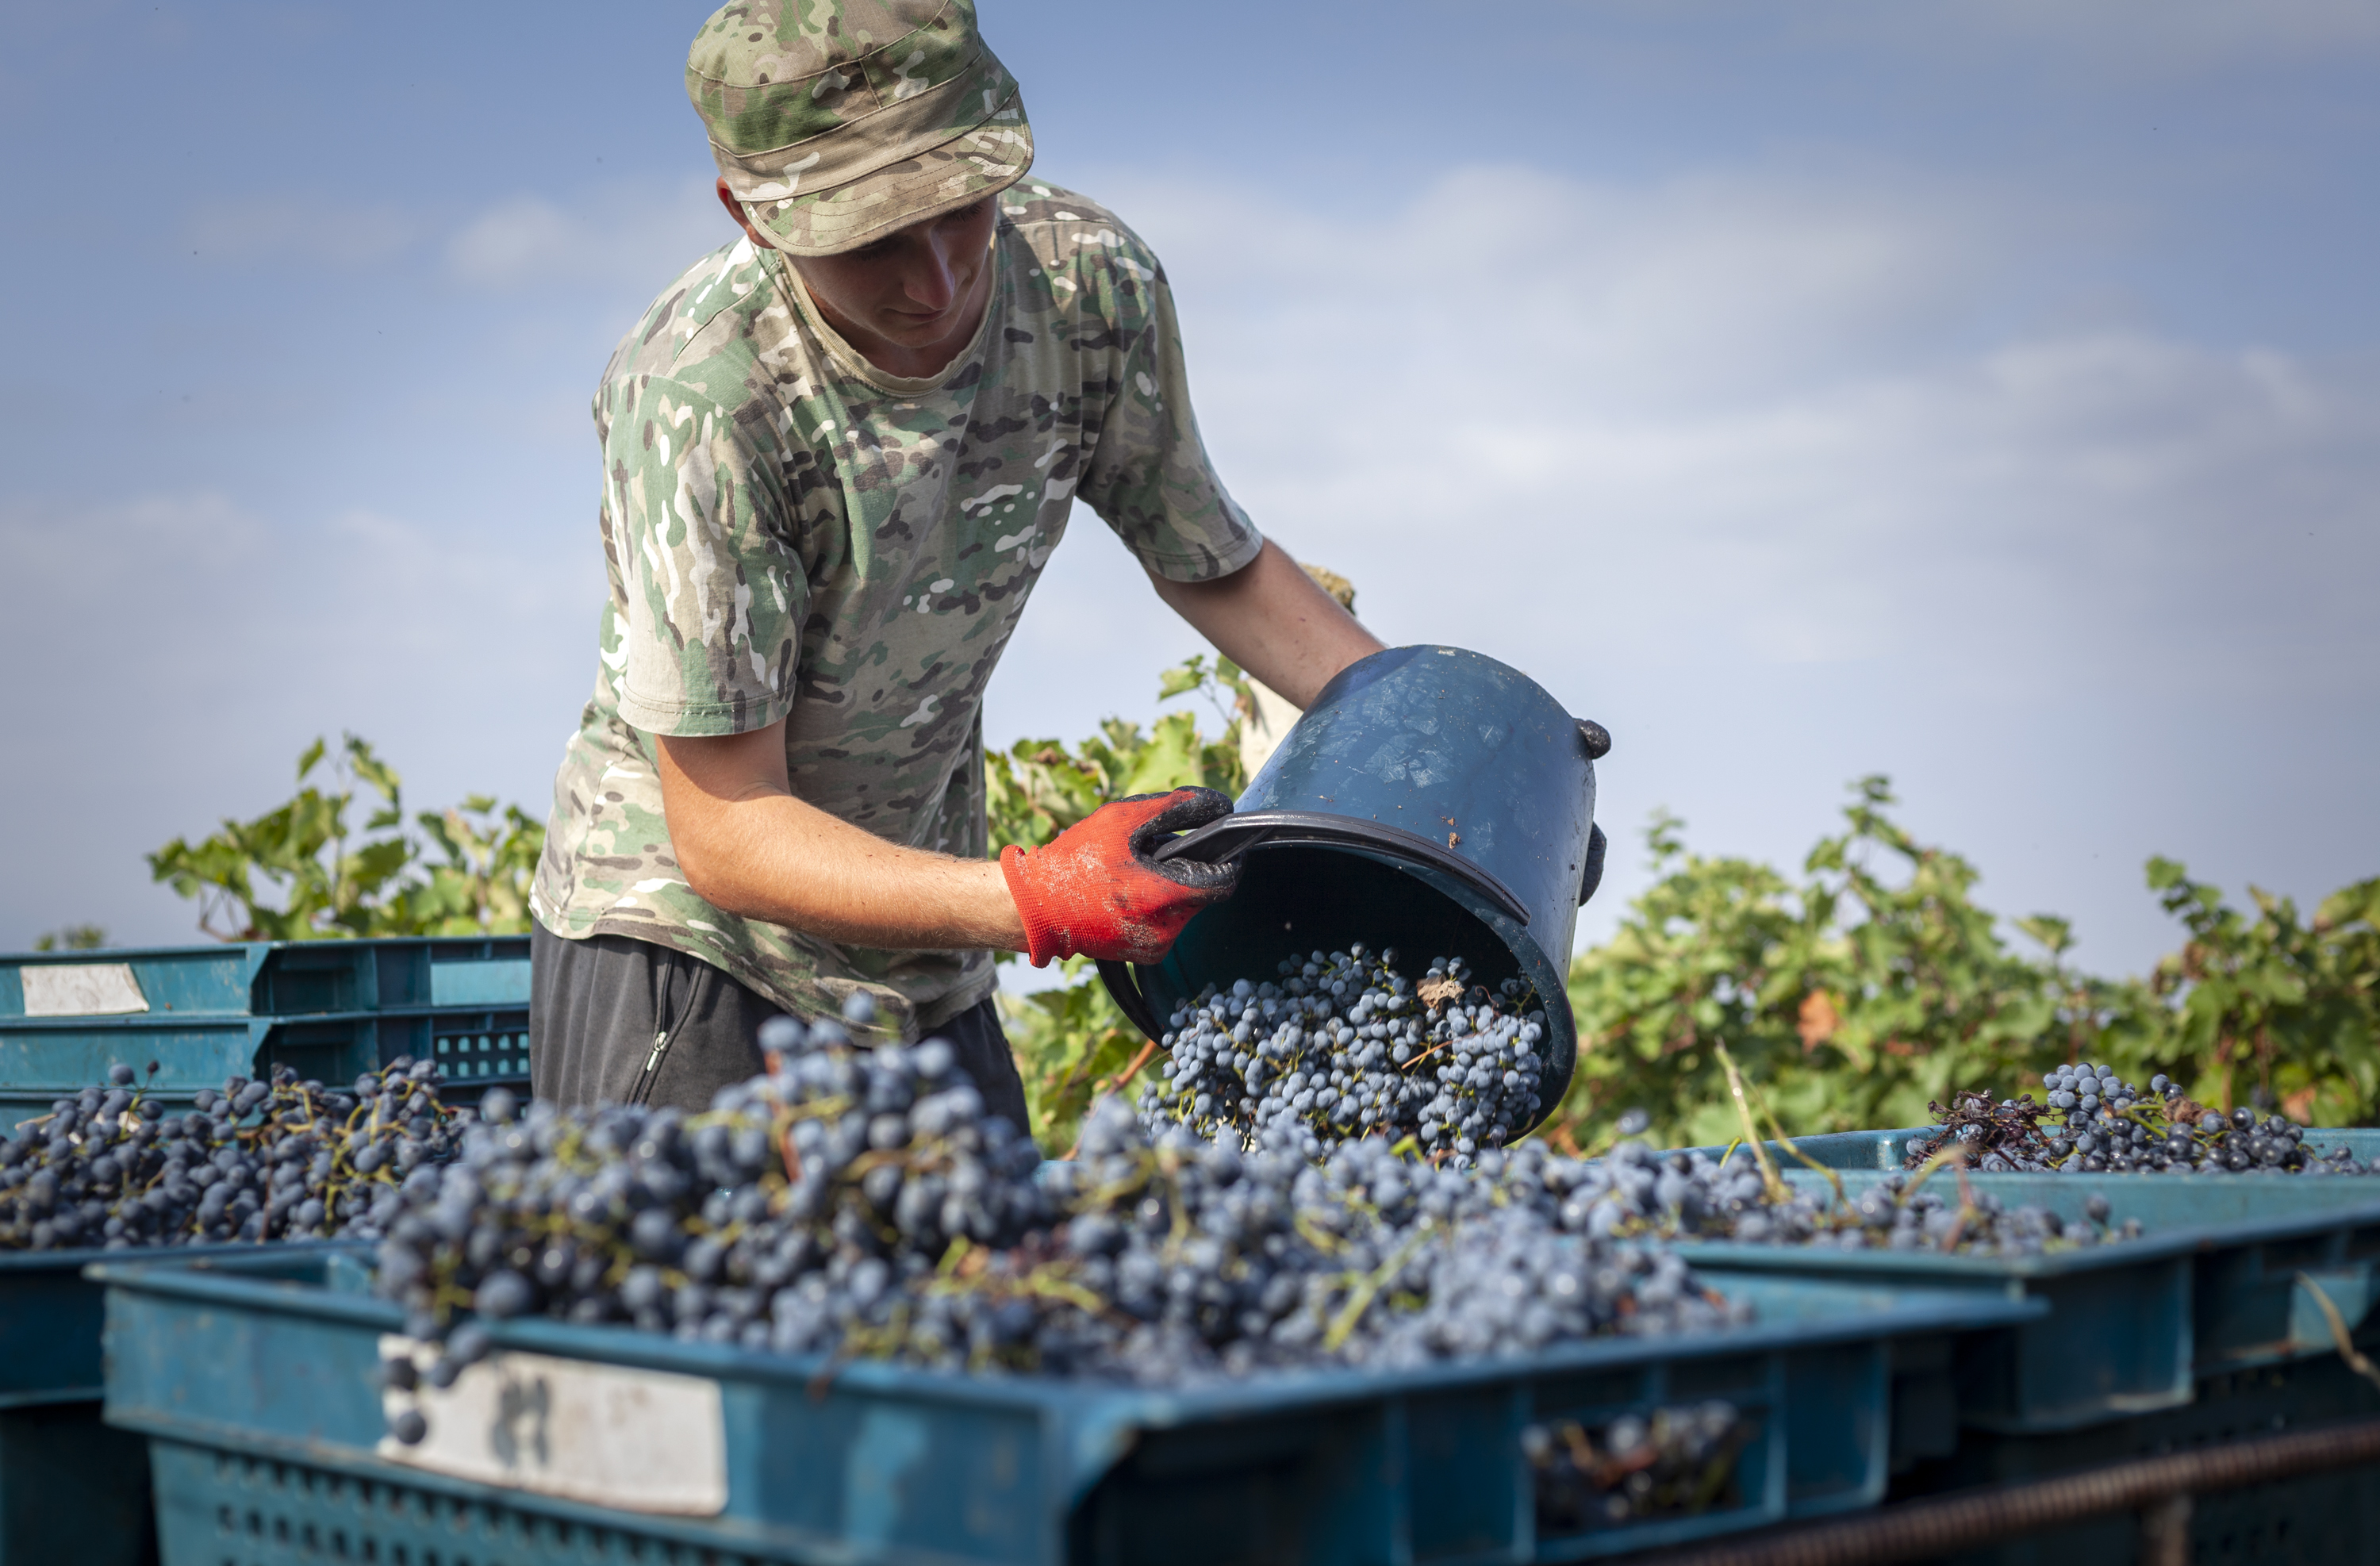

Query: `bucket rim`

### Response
(1155, 809, 1530, 926)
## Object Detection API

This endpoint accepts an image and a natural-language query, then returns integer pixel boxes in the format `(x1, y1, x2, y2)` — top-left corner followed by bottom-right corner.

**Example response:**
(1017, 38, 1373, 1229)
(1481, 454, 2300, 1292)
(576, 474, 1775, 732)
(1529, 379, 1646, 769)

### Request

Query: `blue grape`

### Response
(1137, 947, 1546, 1167)
(0, 1059, 461, 1253)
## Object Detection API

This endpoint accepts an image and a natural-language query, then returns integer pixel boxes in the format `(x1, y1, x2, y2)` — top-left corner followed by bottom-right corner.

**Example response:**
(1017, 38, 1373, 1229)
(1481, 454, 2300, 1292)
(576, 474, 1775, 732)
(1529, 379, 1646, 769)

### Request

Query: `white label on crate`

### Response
(21, 964, 148, 1017)
(377, 1336, 727, 1514)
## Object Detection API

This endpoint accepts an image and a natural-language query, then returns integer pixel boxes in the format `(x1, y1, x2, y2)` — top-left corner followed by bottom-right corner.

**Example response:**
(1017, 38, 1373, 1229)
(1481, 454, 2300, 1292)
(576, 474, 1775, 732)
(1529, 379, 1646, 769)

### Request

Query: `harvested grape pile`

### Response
(1592, 1141, 2134, 1258)
(373, 1003, 1745, 1438)
(1905, 1062, 2374, 1176)
(1526, 1403, 1751, 1530)
(1139, 946, 1550, 1163)
(1833, 1174, 2138, 1254)
(375, 1000, 2152, 1445)
(0, 1059, 461, 1251)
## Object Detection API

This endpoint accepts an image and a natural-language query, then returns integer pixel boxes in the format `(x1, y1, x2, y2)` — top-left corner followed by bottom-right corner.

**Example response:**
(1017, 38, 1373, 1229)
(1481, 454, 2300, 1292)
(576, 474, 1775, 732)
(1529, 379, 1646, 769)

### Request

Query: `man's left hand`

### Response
(999, 788, 1240, 965)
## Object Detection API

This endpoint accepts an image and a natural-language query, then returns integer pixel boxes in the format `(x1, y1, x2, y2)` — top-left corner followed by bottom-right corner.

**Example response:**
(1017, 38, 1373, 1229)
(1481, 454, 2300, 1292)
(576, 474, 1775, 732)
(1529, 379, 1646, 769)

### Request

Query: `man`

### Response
(528, 0, 1384, 1132)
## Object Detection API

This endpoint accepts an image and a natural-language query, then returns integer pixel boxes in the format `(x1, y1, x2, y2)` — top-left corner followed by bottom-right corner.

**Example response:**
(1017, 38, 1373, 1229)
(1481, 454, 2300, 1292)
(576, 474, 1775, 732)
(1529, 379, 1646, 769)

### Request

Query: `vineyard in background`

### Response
(112, 667, 2380, 1153)
(143, 735, 543, 942)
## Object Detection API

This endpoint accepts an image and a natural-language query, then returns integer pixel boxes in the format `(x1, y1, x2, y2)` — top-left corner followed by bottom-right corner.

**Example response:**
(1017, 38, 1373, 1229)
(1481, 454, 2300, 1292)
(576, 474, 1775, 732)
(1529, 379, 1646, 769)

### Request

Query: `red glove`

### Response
(1000, 788, 1239, 966)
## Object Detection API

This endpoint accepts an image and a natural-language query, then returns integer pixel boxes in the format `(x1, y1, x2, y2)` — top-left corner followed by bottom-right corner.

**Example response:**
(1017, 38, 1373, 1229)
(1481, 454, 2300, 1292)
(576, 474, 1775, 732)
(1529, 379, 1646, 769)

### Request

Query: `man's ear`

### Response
(716, 179, 770, 248)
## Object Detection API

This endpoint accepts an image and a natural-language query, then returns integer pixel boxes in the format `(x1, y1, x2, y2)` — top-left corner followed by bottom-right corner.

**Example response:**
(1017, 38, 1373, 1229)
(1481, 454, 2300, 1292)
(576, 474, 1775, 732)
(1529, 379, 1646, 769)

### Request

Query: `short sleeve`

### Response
(1074, 236, 1265, 583)
(603, 376, 807, 737)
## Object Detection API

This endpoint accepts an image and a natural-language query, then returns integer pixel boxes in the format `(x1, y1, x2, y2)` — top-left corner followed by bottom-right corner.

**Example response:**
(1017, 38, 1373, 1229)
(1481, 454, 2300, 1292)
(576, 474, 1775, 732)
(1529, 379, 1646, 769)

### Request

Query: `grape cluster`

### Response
(1907, 1065, 2373, 1176)
(376, 1004, 1757, 1443)
(0, 1058, 460, 1252)
(1819, 1174, 2139, 1256)
(373, 1008, 1052, 1374)
(1141, 947, 1549, 1164)
(1525, 1403, 1750, 1531)
(1573, 1140, 2132, 1258)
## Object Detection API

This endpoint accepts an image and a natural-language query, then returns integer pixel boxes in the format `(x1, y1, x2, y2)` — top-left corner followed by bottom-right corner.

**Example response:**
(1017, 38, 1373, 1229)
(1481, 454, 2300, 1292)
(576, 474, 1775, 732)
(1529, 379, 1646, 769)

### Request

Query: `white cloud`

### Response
(0, 491, 604, 950)
(167, 177, 730, 288)
(1900, 0, 2380, 67)
(1072, 163, 2379, 681)
(1107, 163, 2024, 415)
(1629, 0, 2380, 77)
(180, 198, 420, 267)
(447, 197, 583, 286)
(444, 178, 730, 291)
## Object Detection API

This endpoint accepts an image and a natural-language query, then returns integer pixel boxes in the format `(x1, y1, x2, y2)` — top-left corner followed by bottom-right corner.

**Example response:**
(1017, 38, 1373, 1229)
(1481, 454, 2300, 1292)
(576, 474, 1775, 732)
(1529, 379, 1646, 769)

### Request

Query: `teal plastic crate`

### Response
(1894, 1354, 2380, 1566)
(96, 1251, 2040, 1565)
(0, 938, 529, 1018)
(0, 1243, 155, 1566)
(0, 1402, 155, 1566)
(424, 1008, 532, 1088)
(0, 1242, 361, 1566)
(1676, 1171, 2380, 1434)
(0, 938, 530, 1124)
(2, 1243, 367, 1407)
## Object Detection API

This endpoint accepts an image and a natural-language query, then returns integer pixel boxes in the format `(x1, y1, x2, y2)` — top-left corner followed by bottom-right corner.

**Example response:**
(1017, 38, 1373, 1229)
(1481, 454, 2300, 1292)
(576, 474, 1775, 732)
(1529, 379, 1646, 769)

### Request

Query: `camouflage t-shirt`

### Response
(531, 183, 1261, 1038)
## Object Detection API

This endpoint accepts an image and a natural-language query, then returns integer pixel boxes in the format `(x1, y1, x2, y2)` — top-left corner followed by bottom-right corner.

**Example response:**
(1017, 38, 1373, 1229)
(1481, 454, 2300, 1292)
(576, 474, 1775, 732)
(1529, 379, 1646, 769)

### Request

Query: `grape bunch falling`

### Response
(1139, 946, 1549, 1163)
(0, 1059, 462, 1252)
(1906, 1061, 2374, 1176)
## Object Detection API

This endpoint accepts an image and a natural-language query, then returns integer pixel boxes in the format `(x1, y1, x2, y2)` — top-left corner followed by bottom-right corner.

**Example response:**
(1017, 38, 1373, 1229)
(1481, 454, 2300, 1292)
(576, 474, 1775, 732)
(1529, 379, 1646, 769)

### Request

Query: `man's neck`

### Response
(799, 259, 995, 381)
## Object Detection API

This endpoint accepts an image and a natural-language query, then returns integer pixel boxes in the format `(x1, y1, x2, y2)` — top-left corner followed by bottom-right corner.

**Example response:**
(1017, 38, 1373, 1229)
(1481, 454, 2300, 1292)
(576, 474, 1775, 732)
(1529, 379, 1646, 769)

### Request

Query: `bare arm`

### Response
(1149, 539, 1387, 708)
(657, 722, 1027, 951)
(660, 538, 1376, 948)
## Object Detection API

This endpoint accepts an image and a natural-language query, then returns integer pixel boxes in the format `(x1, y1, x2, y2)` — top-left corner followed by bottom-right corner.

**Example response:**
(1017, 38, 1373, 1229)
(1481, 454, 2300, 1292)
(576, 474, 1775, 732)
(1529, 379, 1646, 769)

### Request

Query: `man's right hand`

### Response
(999, 789, 1240, 966)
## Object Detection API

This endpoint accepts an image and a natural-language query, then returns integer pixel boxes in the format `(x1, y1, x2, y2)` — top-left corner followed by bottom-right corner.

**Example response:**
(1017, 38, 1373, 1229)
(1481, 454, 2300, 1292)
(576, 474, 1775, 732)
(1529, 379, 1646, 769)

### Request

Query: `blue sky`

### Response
(3, 0, 2374, 980)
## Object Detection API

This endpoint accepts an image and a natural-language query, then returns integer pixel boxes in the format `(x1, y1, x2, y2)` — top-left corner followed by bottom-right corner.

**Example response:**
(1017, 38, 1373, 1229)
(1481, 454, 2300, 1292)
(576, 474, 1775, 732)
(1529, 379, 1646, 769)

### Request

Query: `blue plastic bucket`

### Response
(1101, 644, 1606, 1127)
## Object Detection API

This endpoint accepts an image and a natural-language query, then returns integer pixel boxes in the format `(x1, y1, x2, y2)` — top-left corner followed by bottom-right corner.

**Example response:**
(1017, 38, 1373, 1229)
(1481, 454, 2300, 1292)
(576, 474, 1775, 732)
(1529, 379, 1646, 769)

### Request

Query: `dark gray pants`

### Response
(529, 926, 1032, 1140)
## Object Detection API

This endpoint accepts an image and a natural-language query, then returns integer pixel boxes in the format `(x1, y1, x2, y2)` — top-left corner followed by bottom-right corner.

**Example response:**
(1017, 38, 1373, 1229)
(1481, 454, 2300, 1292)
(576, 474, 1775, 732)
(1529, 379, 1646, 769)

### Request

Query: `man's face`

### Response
(791, 198, 998, 354)
(713, 180, 1002, 372)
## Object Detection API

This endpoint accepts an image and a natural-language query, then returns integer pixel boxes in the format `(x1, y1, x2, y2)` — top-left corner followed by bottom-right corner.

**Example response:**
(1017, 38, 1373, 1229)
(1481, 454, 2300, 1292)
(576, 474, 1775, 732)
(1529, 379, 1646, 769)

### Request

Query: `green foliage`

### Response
(2144, 859, 2380, 1127)
(1001, 955, 1153, 1158)
(403, 795, 547, 937)
(989, 656, 1248, 1153)
(1554, 779, 2067, 1149)
(146, 735, 544, 942)
(33, 924, 108, 952)
(984, 654, 1249, 854)
(1553, 780, 2380, 1149)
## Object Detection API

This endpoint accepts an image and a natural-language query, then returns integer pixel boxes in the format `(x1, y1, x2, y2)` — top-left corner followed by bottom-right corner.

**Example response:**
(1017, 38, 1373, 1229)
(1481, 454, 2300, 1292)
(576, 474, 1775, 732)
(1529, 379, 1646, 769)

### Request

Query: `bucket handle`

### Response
(1578, 823, 1608, 906)
(1097, 958, 1165, 1042)
(1573, 719, 1609, 904)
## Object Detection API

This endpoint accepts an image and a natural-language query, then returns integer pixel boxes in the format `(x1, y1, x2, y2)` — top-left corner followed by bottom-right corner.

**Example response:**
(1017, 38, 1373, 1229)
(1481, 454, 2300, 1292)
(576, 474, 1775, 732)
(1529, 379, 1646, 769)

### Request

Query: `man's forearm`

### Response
(658, 731, 1026, 951)
(1150, 539, 1386, 708)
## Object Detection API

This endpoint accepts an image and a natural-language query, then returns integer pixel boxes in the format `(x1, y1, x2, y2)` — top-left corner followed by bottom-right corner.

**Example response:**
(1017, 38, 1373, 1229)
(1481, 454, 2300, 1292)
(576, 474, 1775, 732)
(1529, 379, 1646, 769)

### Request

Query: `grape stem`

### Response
(2297, 1272, 2380, 1395)
(1898, 1142, 1966, 1208)
(1714, 1046, 1788, 1204)
(1752, 1088, 1846, 1211)
(1322, 1222, 1433, 1351)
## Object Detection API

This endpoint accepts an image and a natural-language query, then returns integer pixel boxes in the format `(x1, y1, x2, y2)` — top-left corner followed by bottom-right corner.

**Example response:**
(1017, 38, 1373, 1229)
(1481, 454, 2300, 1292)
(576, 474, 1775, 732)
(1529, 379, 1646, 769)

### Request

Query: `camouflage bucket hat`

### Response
(689, 0, 1034, 257)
